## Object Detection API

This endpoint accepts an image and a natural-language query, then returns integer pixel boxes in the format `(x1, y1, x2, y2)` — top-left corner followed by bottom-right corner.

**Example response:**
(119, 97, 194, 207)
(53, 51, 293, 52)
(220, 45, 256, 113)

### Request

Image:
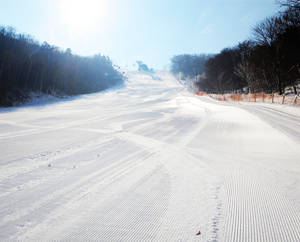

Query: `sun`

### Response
(61, 0, 107, 28)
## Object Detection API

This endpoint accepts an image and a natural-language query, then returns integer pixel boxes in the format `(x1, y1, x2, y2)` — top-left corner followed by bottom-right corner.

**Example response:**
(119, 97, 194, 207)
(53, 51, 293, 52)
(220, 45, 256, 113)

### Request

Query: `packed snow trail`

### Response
(0, 70, 300, 241)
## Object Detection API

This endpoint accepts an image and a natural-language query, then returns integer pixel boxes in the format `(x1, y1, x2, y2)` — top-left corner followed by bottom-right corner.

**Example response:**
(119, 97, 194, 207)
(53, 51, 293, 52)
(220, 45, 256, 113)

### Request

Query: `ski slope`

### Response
(0, 70, 300, 241)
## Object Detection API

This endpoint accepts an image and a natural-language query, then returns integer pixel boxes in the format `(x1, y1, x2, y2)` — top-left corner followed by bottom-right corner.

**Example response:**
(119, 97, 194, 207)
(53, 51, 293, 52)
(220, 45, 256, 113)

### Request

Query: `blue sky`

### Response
(0, 0, 278, 70)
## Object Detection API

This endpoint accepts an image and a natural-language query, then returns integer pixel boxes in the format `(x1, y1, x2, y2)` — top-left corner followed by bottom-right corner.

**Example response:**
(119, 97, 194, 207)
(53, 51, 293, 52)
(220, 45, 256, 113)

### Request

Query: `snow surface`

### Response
(0, 70, 300, 241)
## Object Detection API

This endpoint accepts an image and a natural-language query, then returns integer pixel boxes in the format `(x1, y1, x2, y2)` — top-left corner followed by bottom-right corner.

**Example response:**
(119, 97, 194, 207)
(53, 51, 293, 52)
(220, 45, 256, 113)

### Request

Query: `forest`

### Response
(0, 26, 122, 107)
(170, 0, 300, 95)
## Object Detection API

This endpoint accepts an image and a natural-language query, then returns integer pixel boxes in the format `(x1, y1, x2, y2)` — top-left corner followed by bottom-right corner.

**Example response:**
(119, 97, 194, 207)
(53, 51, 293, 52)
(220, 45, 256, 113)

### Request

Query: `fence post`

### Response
(282, 94, 285, 104)
(262, 93, 264, 102)
(272, 93, 274, 103)
(293, 94, 298, 105)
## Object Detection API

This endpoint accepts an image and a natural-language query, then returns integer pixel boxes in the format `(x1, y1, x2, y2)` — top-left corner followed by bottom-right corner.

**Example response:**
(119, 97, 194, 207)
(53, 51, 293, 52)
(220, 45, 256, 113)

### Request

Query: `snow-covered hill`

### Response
(1, 70, 300, 241)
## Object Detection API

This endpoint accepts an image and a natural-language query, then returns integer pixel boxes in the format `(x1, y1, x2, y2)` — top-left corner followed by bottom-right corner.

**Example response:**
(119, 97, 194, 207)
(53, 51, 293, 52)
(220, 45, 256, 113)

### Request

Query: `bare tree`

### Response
(234, 60, 255, 93)
(251, 16, 280, 46)
(276, 0, 300, 11)
(251, 16, 287, 94)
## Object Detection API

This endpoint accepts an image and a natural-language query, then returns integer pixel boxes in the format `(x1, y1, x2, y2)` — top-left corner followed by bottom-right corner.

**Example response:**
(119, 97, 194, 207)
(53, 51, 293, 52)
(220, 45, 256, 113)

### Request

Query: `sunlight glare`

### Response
(62, 0, 107, 28)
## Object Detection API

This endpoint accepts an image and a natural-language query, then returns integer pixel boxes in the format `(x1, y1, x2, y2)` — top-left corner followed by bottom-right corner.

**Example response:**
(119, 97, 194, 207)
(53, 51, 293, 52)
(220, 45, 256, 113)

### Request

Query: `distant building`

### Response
(139, 64, 149, 71)
(136, 61, 149, 71)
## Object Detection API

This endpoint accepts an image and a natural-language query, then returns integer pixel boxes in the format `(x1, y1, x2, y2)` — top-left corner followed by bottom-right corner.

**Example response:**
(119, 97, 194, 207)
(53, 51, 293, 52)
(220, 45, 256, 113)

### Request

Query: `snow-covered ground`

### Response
(0, 70, 300, 241)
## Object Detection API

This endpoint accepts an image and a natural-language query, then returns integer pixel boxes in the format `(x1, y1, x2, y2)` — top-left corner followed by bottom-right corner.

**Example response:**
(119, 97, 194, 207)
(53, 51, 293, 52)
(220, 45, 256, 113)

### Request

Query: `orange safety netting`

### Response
(191, 90, 300, 107)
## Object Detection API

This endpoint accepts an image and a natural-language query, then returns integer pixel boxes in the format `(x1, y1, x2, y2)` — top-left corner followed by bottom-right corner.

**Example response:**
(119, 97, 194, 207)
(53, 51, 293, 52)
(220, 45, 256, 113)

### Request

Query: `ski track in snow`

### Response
(0, 70, 300, 241)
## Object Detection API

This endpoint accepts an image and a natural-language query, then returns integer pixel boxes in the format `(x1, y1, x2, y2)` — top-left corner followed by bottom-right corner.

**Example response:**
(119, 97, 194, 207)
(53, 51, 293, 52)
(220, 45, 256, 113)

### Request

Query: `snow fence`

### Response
(189, 89, 300, 107)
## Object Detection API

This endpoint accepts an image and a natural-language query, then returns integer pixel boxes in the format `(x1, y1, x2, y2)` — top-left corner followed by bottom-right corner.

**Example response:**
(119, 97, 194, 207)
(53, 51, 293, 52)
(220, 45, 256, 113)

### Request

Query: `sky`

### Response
(0, 0, 279, 70)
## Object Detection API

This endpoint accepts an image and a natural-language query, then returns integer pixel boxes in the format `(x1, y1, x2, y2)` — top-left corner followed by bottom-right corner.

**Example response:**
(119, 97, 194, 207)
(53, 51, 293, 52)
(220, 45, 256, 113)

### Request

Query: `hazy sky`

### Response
(0, 0, 278, 70)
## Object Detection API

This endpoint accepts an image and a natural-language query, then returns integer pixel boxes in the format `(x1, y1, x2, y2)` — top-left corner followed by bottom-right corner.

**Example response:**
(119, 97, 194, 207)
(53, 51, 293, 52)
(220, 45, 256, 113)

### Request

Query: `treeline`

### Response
(171, 0, 300, 95)
(0, 26, 122, 106)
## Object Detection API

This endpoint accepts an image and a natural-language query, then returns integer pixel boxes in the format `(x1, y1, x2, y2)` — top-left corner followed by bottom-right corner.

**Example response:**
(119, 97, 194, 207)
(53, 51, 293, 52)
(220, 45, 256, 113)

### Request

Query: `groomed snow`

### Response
(0, 70, 300, 241)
